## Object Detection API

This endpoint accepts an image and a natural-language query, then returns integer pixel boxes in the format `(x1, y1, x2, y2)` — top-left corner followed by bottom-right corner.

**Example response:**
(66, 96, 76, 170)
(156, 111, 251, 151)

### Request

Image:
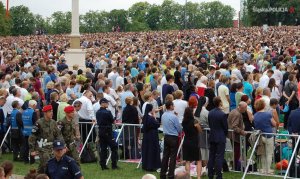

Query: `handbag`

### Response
(283, 104, 289, 113)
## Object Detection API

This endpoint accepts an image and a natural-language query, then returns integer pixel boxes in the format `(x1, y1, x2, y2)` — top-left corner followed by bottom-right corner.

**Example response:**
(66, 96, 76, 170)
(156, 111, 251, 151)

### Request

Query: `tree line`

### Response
(0, 0, 235, 36)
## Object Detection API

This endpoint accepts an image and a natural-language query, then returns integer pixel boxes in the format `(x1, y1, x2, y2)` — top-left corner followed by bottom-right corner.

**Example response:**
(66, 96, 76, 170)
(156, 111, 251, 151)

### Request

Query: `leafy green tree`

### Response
(107, 9, 129, 32)
(10, 5, 35, 35)
(159, 0, 181, 30)
(0, 2, 11, 36)
(50, 11, 71, 34)
(200, 1, 235, 28)
(128, 2, 150, 31)
(80, 10, 109, 33)
(145, 4, 160, 30)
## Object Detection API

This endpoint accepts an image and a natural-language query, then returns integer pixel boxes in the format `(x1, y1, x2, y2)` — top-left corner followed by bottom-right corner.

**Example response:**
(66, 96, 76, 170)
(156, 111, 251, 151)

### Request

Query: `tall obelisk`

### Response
(65, 0, 86, 70)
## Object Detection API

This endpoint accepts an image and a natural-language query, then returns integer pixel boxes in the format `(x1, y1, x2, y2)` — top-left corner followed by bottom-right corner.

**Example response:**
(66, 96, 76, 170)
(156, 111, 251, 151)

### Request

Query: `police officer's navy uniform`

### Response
(21, 107, 37, 163)
(96, 104, 118, 169)
(46, 155, 82, 179)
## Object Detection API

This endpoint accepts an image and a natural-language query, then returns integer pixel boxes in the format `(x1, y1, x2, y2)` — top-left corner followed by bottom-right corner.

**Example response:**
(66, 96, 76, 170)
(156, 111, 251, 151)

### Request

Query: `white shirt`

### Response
(109, 88, 119, 100)
(74, 96, 95, 120)
(93, 101, 100, 116)
(173, 99, 188, 123)
(160, 76, 167, 101)
(20, 88, 29, 101)
(272, 69, 283, 86)
(259, 74, 270, 89)
(261, 95, 271, 111)
(218, 84, 229, 114)
(231, 69, 243, 82)
(142, 102, 150, 115)
(104, 93, 117, 118)
(115, 76, 124, 88)
(3, 95, 24, 118)
(246, 65, 256, 73)
(270, 87, 281, 100)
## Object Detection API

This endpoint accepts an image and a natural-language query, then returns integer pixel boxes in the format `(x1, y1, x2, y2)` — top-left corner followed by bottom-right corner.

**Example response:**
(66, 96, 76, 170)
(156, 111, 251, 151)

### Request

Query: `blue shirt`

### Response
(243, 81, 253, 100)
(46, 155, 83, 179)
(161, 111, 182, 136)
(254, 112, 273, 137)
(120, 91, 134, 109)
(131, 68, 139, 78)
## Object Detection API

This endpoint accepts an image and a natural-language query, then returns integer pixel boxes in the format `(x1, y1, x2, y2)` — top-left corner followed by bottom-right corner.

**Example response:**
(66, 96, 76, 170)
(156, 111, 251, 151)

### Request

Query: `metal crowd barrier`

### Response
(3, 121, 290, 178)
(77, 122, 300, 178)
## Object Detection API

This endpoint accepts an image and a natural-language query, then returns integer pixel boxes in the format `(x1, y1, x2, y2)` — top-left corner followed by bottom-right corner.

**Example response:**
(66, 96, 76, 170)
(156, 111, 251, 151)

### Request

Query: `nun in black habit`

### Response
(142, 103, 161, 171)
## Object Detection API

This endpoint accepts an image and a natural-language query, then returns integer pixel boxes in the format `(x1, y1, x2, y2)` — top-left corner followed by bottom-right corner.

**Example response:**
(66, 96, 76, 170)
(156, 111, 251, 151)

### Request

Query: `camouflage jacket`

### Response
(57, 117, 76, 145)
(29, 118, 63, 152)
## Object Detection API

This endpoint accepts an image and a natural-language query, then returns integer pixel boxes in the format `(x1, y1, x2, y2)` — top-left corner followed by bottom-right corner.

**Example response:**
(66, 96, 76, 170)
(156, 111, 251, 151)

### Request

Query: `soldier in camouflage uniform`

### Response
(57, 105, 80, 166)
(29, 105, 63, 173)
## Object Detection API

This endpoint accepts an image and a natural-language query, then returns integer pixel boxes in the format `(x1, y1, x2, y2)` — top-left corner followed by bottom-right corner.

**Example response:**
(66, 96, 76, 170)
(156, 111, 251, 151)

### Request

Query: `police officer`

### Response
(29, 105, 64, 173)
(21, 100, 38, 164)
(46, 140, 84, 179)
(57, 106, 80, 165)
(96, 98, 119, 170)
(8, 100, 23, 161)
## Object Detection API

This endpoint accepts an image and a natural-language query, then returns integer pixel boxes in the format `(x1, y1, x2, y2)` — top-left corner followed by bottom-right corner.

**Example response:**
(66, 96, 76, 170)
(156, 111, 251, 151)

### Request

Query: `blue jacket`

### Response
(288, 108, 300, 134)
(208, 108, 228, 143)
(22, 108, 34, 136)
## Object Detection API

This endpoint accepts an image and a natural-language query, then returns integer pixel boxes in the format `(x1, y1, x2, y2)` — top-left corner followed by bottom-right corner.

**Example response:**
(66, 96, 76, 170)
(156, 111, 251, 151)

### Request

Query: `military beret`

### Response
(42, 105, 53, 112)
(64, 105, 75, 113)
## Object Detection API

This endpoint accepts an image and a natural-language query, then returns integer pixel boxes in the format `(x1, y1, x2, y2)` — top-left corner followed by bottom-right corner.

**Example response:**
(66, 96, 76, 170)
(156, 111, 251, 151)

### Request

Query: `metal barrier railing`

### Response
(1, 121, 299, 178)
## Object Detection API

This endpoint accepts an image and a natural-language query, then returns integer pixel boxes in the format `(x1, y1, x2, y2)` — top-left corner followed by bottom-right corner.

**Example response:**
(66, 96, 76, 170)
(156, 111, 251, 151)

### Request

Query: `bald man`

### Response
(228, 101, 248, 171)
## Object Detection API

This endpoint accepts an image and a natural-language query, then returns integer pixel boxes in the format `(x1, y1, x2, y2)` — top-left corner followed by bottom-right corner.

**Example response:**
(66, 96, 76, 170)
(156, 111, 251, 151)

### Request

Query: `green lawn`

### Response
(0, 153, 276, 179)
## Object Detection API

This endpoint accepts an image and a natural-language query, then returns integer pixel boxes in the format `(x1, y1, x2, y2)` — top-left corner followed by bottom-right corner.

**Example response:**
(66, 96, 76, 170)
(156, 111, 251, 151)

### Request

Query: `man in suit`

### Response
(207, 96, 228, 179)
(287, 106, 300, 177)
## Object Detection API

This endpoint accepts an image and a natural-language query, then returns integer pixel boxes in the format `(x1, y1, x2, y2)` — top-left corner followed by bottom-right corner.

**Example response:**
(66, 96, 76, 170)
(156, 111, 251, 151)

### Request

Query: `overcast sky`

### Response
(5, 0, 240, 17)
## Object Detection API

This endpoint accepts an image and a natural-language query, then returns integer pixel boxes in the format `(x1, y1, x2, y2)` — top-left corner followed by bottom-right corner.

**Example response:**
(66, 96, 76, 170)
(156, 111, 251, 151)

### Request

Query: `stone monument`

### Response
(65, 0, 86, 70)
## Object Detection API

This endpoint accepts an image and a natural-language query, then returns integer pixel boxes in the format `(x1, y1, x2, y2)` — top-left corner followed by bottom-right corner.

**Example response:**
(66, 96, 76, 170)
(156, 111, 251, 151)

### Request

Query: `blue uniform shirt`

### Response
(161, 111, 182, 136)
(46, 155, 82, 179)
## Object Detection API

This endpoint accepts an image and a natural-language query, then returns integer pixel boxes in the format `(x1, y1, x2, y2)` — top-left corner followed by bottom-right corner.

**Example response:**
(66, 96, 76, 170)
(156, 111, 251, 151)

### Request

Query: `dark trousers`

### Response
(160, 135, 178, 179)
(99, 134, 118, 167)
(79, 118, 95, 143)
(208, 142, 226, 179)
(284, 102, 298, 129)
(289, 137, 300, 177)
(233, 142, 241, 171)
(11, 137, 24, 161)
(21, 136, 35, 163)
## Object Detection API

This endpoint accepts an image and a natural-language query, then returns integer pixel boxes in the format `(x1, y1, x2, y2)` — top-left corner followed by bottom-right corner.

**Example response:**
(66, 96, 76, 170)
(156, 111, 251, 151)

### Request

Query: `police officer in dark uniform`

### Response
(96, 98, 119, 170)
(46, 140, 84, 179)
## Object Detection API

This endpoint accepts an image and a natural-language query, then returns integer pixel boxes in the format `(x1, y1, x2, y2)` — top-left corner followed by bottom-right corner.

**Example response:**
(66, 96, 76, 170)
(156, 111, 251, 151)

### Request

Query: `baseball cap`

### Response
(53, 140, 65, 150)
(100, 98, 109, 104)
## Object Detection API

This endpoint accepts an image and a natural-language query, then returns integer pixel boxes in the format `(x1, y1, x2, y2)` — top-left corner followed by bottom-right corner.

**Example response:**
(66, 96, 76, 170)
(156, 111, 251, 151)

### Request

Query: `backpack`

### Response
(80, 142, 97, 163)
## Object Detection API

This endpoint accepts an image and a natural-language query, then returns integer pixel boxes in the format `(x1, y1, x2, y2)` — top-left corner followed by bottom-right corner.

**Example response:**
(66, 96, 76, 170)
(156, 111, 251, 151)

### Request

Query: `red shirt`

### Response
(34, 78, 45, 100)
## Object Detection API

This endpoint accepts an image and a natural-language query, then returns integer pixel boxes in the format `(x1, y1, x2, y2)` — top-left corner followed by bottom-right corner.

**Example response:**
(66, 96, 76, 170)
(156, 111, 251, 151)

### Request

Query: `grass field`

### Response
(0, 153, 276, 179)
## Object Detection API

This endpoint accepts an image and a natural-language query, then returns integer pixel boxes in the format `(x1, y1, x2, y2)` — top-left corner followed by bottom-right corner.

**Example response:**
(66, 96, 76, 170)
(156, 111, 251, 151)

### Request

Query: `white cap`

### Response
(28, 100, 37, 106)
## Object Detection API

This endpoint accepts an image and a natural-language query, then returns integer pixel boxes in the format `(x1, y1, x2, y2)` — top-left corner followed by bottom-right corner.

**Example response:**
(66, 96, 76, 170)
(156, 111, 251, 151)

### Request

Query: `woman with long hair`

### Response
(194, 96, 210, 175)
(182, 100, 202, 179)
(141, 104, 161, 171)
(268, 78, 281, 101)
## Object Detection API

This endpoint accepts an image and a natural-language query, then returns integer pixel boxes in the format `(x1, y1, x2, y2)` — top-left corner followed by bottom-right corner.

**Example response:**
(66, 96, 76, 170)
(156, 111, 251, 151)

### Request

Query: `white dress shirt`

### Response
(74, 96, 95, 120)
(3, 95, 24, 118)
(173, 99, 188, 123)
(104, 93, 117, 118)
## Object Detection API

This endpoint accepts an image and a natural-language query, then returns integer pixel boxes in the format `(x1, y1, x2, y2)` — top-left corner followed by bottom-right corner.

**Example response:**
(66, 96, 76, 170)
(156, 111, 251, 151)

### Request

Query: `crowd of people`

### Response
(0, 26, 300, 178)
